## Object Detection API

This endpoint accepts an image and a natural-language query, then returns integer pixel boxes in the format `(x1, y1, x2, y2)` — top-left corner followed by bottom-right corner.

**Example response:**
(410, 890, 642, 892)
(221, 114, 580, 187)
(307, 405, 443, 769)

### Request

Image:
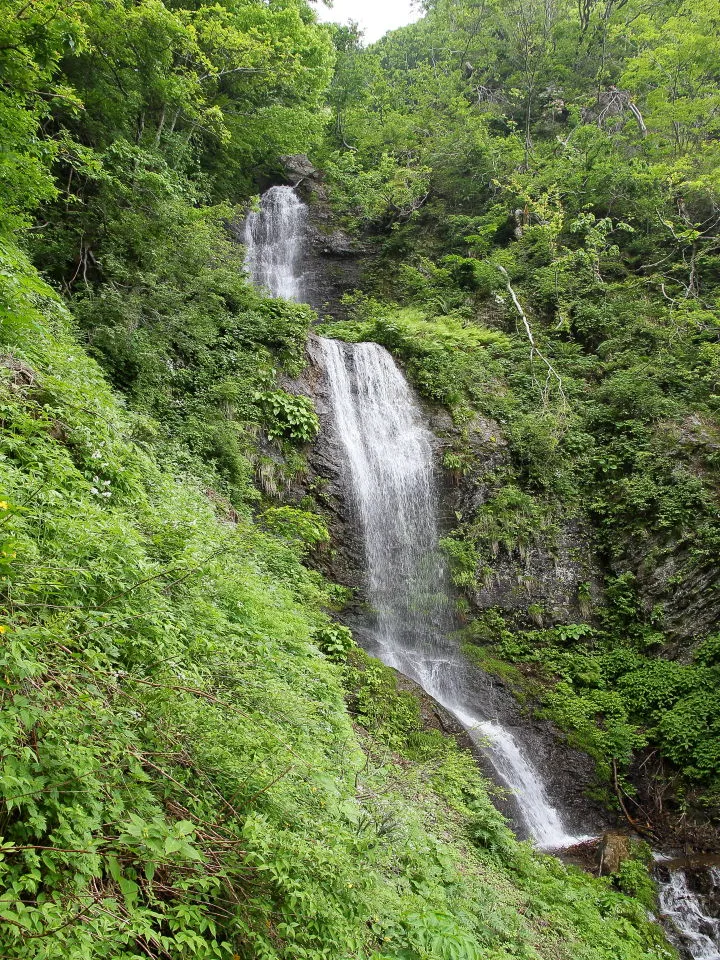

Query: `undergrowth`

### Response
(0, 239, 674, 959)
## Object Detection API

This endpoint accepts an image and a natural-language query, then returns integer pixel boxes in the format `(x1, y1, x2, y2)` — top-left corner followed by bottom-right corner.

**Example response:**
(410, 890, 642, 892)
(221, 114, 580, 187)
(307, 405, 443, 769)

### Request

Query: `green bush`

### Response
(313, 622, 356, 660)
(439, 536, 479, 588)
(657, 692, 720, 780)
(615, 859, 657, 911)
(256, 390, 320, 444)
(262, 506, 330, 550)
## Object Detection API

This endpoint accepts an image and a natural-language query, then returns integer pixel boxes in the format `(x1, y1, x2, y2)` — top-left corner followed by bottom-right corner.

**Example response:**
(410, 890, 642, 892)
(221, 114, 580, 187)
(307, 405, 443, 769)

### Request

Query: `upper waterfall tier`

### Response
(244, 185, 307, 301)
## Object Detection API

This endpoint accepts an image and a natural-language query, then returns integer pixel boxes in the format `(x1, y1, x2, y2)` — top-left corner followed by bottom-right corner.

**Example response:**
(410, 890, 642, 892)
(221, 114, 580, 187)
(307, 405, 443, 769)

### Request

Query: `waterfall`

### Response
(239, 186, 589, 849)
(242, 182, 720, 947)
(317, 336, 584, 850)
(244, 185, 307, 300)
(657, 868, 720, 960)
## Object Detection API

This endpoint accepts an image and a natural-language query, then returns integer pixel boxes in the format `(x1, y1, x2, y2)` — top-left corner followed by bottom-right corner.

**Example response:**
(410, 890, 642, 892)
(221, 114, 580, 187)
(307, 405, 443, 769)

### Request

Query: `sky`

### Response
(316, 0, 423, 44)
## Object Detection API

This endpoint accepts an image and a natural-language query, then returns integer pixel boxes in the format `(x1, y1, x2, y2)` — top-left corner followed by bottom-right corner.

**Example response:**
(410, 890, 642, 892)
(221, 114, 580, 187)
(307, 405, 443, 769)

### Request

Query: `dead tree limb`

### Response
(496, 265, 567, 409)
(627, 101, 647, 137)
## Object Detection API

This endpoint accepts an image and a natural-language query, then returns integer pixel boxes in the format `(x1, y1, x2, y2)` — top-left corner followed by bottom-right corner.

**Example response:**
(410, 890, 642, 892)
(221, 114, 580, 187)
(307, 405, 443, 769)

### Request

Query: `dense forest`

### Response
(0, 0, 718, 956)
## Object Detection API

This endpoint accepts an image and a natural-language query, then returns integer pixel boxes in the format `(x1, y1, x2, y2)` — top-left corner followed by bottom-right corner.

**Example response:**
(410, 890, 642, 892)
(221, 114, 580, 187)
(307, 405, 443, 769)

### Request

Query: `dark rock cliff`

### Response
(430, 408, 605, 629)
(280, 154, 366, 316)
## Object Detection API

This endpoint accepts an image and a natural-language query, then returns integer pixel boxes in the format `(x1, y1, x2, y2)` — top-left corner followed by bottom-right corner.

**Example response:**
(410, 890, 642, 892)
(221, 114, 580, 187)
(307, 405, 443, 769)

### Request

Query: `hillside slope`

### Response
(0, 0, 716, 954)
(0, 239, 671, 958)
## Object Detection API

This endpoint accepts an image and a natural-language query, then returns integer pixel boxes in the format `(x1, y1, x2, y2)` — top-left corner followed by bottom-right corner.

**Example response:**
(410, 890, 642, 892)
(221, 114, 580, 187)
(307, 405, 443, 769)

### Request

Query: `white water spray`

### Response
(244, 185, 307, 300)
(317, 335, 583, 850)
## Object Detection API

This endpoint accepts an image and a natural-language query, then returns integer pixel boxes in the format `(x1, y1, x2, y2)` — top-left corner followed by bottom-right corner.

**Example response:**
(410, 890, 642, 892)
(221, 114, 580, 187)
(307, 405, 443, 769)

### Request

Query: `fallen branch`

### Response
(627, 101, 647, 137)
(496, 265, 567, 409)
(612, 759, 656, 840)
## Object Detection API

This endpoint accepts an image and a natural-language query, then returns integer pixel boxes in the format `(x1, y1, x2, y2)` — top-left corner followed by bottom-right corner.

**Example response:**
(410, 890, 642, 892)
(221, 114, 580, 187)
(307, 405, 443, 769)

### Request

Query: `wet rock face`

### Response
(430, 408, 604, 629)
(468, 522, 600, 626)
(302, 227, 365, 317)
(623, 539, 720, 647)
(280, 154, 328, 203)
(275, 154, 366, 316)
(691, 866, 720, 917)
(612, 412, 720, 640)
(282, 335, 366, 596)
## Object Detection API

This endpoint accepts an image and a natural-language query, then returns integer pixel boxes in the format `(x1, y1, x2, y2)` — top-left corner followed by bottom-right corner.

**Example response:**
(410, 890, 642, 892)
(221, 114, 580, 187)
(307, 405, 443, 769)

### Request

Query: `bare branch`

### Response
(496, 265, 567, 409)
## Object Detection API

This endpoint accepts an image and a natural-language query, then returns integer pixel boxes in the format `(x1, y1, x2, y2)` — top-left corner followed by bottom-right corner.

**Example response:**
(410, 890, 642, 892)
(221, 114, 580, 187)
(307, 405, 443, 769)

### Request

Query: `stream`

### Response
(244, 184, 720, 959)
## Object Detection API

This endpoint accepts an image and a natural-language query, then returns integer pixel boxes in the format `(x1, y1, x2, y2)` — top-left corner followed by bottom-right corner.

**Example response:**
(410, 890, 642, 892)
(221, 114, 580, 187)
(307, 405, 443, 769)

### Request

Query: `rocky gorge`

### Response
(242, 179, 720, 960)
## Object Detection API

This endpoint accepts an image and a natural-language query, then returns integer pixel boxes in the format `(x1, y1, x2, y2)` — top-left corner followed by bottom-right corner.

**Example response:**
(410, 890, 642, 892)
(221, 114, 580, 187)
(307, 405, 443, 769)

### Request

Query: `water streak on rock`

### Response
(658, 868, 720, 960)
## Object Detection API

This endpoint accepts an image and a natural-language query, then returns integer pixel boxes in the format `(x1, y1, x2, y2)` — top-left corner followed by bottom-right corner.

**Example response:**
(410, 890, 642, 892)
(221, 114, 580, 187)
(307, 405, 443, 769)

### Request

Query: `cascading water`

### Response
(657, 868, 720, 960)
(244, 186, 582, 847)
(317, 336, 583, 850)
(244, 185, 307, 301)
(243, 183, 719, 949)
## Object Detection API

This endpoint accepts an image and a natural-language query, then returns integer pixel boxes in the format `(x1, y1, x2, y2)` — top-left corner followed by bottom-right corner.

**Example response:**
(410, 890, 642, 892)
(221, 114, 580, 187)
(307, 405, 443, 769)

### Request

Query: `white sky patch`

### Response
(315, 0, 423, 44)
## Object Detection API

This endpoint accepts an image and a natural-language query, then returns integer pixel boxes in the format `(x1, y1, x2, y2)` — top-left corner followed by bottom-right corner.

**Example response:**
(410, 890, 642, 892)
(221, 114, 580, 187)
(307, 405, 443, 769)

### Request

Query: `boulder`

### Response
(598, 831, 632, 875)
(280, 154, 329, 202)
(280, 153, 319, 182)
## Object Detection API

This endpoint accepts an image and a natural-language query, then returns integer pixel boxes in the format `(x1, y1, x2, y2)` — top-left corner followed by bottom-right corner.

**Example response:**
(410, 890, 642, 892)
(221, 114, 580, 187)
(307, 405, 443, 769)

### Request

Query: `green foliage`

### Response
(0, 219, 675, 960)
(439, 536, 480, 588)
(0, 256, 672, 958)
(0, 0, 328, 505)
(696, 633, 720, 666)
(317, 0, 720, 823)
(3, 0, 719, 950)
(344, 650, 426, 753)
(469, 486, 557, 558)
(615, 859, 657, 911)
(324, 152, 431, 228)
(656, 692, 720, 780)
(262, 506, 330, 550)
(257, 390, 320, 445)
(466, 605, 720, 794)
(313, 623, 356, 661)
(541, 684, 645, 781)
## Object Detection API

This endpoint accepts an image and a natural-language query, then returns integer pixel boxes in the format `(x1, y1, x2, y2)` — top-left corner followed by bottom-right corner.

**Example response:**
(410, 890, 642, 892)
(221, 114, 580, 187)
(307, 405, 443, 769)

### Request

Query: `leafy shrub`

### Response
(470, 486, 556, 557)
(509, 411, 564, 490)
(696, 633, 720, 666)
(439, 536, 479, 588)
(656, 691, 720, 780)
(262, 505, 330, 549)
(615, 859, 657, 910)
(618, 661, 703, 722)
(344, 650, 423, 749)
(541, 684, 645, 778)
(466, 792, 516, 858)
(256, 389, 320, 444)
(313, 622, 356, 660)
